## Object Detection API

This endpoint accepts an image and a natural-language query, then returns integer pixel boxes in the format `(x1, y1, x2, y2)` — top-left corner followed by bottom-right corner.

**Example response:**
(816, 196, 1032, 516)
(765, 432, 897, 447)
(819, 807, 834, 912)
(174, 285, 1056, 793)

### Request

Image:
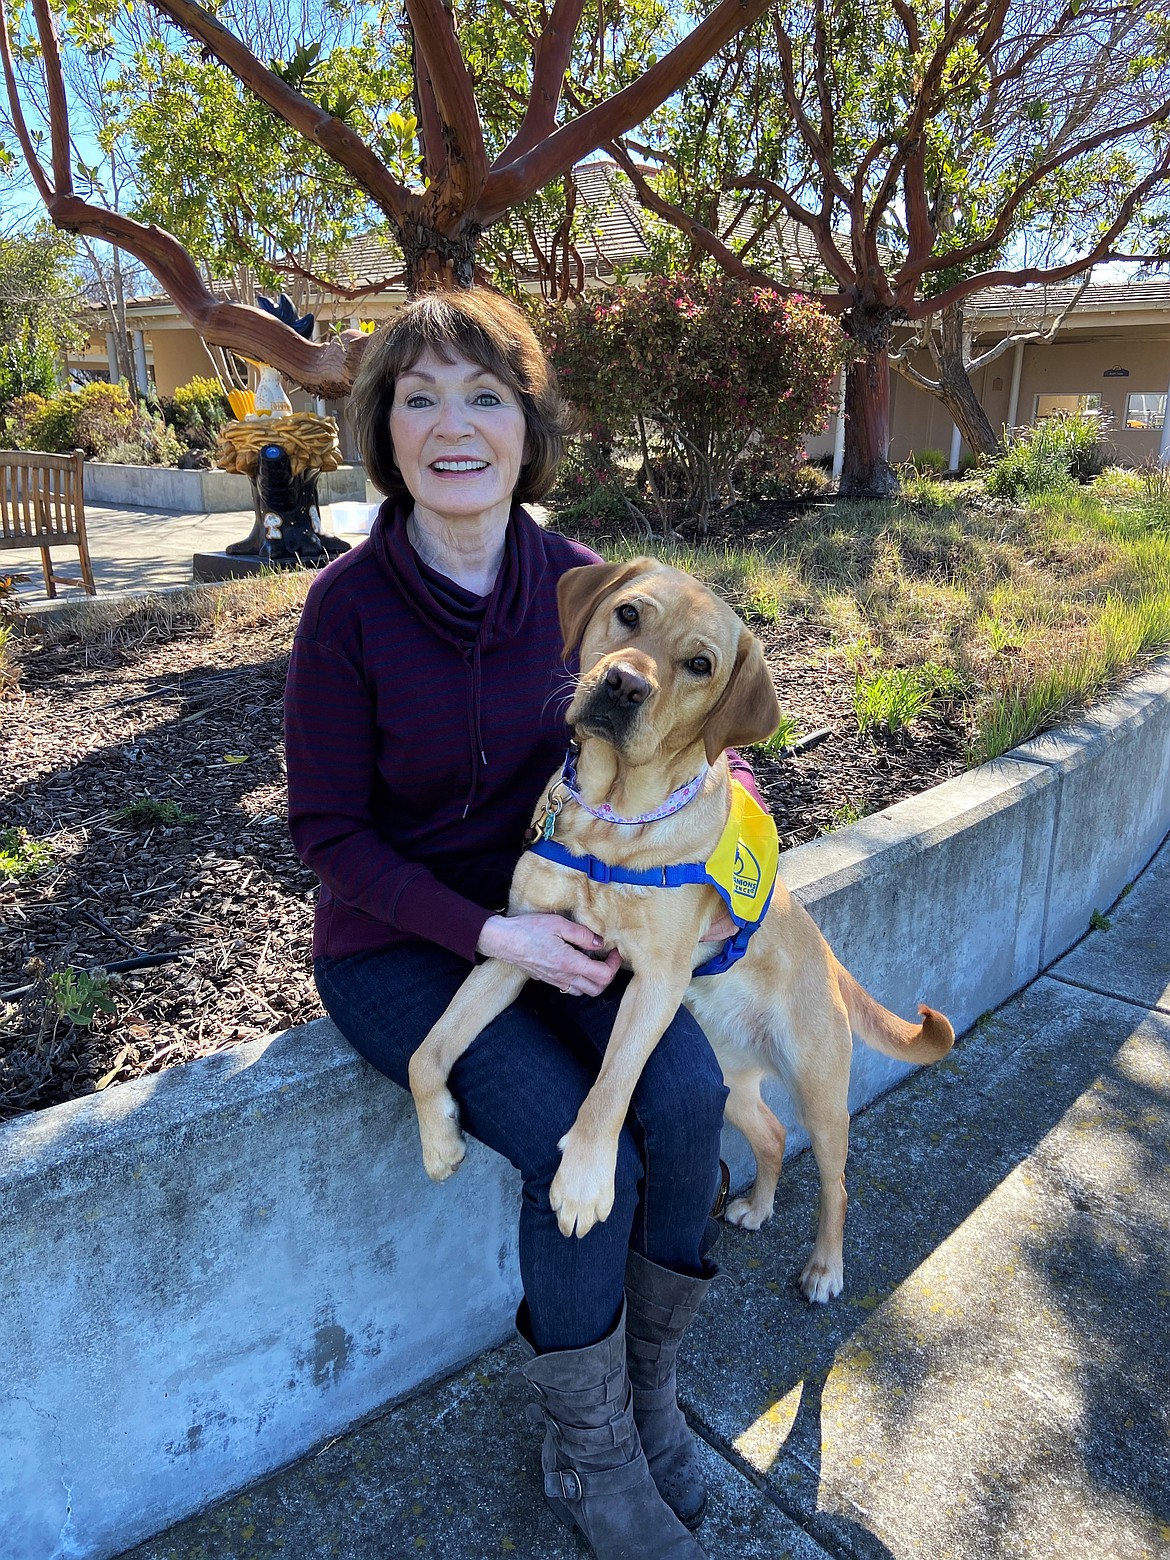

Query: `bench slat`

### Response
(0, 450, 96, 595)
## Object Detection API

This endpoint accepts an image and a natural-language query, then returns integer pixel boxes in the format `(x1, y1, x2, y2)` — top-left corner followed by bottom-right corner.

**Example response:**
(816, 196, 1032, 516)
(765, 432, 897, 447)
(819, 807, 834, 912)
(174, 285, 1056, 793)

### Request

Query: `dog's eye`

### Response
(686, 655, 713, 676)
(616, 603, 639, 627)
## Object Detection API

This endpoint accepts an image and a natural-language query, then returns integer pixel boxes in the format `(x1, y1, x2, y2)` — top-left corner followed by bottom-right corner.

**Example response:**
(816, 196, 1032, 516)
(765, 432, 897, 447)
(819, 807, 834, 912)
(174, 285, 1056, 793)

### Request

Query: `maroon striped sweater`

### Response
(285, 503, 603, 961)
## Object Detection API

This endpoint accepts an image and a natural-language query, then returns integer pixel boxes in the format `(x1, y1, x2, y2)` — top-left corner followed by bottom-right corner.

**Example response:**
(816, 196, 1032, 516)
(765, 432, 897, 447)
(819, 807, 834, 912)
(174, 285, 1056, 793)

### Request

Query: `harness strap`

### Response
(528, 837, 710, 889)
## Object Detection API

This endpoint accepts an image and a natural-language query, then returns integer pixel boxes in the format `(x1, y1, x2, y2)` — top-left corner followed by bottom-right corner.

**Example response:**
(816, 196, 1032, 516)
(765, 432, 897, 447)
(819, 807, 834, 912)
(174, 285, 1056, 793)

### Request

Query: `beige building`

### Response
(66, 170, 1170, 472)
(884, 280, 1170, 468)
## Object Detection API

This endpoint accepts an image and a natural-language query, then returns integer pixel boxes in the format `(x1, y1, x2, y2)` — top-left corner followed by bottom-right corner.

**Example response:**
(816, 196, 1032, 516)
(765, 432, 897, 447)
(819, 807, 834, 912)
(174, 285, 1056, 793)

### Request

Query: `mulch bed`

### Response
(1, 595, 966, 1123)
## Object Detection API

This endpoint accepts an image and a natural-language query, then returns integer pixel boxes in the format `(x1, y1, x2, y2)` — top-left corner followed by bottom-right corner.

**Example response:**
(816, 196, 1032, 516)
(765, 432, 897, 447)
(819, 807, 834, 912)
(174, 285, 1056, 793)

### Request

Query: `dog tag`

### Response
(541, 809, 557, 841)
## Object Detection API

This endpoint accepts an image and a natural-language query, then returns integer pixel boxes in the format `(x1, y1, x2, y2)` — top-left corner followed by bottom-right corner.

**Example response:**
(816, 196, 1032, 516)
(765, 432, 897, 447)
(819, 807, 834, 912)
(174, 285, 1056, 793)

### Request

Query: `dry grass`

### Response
(594, 479, 1170, 760)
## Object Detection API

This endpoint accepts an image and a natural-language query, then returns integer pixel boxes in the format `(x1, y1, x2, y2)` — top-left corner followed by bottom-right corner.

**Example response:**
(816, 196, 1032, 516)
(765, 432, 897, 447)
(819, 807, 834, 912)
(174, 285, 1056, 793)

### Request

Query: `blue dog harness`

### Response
(526, 773, 779, 978)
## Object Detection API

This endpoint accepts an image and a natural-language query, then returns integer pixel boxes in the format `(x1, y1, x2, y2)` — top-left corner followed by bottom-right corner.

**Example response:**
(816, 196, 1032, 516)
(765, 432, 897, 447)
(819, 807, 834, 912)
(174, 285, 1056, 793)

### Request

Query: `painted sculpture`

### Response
(214, 295, 350, 566)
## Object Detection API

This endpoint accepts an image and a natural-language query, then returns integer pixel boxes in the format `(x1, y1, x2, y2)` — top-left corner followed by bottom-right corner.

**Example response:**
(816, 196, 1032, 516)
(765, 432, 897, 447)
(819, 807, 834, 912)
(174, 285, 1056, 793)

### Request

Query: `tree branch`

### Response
(0, 0, 53, 201)
(499, 0, 588, 163)
(478, 0, 777, 222)
(142, 0, 415, 227)
(898, 100, 1170, 290)
(45, 192, 370, 395)
(605, 140, 784, 292)
(725, 174, 854, 289)
(403, 0, 488, 206)
(966, 272, 1093, 369)
(28, 0, 71, 195)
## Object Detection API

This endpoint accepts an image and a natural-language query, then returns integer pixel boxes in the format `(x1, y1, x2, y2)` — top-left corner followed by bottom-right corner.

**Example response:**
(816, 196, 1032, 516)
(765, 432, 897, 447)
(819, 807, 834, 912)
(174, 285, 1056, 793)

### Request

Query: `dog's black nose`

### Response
(604, 664, 650, 707)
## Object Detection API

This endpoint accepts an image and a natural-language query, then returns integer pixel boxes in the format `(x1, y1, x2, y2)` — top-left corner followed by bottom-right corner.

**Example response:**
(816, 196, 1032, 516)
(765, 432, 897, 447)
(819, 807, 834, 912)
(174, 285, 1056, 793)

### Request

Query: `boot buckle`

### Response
(548, 1469, 582, 1502)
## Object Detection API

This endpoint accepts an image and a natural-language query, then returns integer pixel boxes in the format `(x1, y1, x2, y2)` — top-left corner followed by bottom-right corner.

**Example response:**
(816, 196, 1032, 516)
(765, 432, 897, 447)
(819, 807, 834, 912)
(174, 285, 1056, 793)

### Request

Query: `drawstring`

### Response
(461, 640, 488, 819)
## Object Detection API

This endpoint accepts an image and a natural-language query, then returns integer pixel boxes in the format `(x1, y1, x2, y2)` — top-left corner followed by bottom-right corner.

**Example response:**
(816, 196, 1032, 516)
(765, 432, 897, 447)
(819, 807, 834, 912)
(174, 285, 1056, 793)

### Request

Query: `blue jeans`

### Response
(315, 942, 728, 1352)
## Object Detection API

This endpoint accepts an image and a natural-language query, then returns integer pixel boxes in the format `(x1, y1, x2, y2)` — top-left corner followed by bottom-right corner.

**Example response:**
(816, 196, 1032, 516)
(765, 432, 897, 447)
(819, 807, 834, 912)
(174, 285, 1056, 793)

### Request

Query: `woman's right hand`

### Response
(476, 913, 622, 997)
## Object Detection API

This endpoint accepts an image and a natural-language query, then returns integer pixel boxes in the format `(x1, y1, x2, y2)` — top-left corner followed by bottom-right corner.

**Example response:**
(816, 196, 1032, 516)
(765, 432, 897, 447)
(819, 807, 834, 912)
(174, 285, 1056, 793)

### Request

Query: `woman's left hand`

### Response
(700, 910, 737, 944)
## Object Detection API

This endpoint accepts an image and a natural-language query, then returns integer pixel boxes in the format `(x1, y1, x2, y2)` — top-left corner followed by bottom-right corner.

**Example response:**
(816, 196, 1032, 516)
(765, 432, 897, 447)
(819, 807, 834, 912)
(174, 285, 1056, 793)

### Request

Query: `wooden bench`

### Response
(0, 449, 96, 597)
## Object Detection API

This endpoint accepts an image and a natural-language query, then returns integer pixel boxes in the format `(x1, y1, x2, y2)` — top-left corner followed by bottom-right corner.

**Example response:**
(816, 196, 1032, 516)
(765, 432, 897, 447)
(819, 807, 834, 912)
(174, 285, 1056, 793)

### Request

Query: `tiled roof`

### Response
(966, 279, 1170, 317)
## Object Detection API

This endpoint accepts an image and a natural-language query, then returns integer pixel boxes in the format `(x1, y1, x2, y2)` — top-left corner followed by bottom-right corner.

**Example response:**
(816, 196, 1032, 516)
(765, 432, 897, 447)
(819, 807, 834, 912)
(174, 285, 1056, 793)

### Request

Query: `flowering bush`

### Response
(2, 381, 183, 464)
(163, 375, 230, 449)
(536, 276, 844, 530)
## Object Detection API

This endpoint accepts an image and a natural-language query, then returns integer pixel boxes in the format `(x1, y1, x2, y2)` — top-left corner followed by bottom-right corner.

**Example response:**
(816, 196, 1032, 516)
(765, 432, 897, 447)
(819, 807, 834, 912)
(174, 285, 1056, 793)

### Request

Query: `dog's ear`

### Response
(557, 558, 658, 660)
(702, 626, 780, 763)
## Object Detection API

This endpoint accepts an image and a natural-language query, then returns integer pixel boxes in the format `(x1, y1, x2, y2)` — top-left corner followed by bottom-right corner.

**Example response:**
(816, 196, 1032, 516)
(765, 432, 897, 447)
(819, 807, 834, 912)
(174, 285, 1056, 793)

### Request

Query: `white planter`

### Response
(84, 461, 368, 514)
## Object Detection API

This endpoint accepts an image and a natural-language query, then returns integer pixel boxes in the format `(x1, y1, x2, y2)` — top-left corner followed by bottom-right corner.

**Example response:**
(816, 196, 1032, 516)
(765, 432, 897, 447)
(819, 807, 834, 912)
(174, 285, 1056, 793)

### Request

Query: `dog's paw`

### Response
(724, 1195, 772, 1232)
(417, 1091, 466, 1183)
(549, 1132, 616, 1238)
(799, 1254, 844, 1304)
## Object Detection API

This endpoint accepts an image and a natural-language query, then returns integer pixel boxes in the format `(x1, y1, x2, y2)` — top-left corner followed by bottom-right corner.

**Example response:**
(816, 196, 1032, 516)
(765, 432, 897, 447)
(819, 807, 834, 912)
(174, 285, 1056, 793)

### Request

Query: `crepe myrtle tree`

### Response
(608, 0, 1170, 494)
(0, 0, 777, 397)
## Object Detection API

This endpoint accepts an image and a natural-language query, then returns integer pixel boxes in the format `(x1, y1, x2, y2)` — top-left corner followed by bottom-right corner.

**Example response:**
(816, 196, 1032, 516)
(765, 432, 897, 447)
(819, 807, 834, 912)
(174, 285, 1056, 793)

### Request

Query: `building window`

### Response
(1033, 393, 1102, 421)
(1124, 392, 1166, 431)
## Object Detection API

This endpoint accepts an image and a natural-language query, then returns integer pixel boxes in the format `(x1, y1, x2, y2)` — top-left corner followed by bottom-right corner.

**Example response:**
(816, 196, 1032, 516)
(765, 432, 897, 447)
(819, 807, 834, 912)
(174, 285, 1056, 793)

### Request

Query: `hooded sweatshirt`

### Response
(284, 502, 603, 962)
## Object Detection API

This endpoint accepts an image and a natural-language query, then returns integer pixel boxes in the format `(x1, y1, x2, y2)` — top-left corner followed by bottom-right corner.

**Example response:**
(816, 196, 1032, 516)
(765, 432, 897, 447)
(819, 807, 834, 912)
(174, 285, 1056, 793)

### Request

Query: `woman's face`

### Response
(389, 347, 528, 529)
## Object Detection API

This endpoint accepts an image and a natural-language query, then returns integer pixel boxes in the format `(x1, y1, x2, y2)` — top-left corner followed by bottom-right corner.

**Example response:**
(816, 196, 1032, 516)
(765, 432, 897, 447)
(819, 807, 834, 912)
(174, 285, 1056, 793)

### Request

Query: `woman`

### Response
(285, 288, 755, 1559)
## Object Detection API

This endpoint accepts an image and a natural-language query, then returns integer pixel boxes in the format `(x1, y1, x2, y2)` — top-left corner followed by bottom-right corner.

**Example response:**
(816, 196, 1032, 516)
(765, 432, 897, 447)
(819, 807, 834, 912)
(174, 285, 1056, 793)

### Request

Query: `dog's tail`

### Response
(834, 960, 955, 1064)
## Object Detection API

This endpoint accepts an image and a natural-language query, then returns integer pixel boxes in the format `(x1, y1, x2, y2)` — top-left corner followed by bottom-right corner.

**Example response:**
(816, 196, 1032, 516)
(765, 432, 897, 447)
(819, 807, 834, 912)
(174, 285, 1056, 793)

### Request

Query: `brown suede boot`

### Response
(623, 1250, 719, 1530)
(519, 1303, 706, 1559)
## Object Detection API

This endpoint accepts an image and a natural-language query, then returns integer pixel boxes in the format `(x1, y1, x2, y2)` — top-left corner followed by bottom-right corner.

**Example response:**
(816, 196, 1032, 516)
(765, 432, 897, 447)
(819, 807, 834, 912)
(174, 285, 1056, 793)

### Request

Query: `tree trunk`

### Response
(838, 302, 900, 498)
(403, 221, 482, 293)
(838, 342, 897, 497)
(930, 304, 1000, 458)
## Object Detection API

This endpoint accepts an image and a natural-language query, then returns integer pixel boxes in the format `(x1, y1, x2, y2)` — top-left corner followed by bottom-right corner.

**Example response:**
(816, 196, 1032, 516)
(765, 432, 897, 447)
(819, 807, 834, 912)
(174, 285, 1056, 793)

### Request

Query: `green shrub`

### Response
(72, 383, 139, 457)
(910, 447, 949, 475)
(164, 375, 229, 448)
(5, 381, 185, 464)
(989, 410, 1110, 501)
(0, 331, 59, 411)
(536, 276, 845, 531)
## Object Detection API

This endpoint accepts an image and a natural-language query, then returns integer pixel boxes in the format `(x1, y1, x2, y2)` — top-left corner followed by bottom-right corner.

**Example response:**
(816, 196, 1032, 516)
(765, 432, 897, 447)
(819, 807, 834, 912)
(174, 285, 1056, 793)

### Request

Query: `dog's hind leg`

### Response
(781, 1009, 853, 1303)
(722, 1069, 787, 1232)
(409, 959, 529, 1182)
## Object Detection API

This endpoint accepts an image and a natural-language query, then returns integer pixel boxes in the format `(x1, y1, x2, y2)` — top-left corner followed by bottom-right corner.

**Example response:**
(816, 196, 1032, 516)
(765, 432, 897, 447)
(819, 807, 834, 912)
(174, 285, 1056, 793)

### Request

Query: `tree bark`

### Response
(838, 303, 900, 498)
(929, 304, 1001, 458)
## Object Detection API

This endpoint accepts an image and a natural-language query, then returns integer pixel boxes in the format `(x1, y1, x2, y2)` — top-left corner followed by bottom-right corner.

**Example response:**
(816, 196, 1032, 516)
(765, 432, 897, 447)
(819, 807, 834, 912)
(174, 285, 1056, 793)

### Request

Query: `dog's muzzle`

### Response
(578, 661, 651, 740)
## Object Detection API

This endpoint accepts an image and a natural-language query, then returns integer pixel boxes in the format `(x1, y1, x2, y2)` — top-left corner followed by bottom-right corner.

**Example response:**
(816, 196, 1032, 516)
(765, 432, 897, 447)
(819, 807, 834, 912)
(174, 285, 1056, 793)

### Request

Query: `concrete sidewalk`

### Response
(115, 837, 1170, 1560)
(9, 500, 376, 607)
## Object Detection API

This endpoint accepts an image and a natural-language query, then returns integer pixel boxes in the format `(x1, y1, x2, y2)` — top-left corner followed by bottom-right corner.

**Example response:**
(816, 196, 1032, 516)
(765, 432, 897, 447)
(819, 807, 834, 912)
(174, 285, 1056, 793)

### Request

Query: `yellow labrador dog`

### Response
(408, 558, 954, 1301)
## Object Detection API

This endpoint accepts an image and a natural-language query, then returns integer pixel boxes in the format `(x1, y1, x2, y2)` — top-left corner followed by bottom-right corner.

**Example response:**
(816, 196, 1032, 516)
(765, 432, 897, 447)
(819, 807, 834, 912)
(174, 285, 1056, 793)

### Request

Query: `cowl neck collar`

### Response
(371, 499, 550, 648)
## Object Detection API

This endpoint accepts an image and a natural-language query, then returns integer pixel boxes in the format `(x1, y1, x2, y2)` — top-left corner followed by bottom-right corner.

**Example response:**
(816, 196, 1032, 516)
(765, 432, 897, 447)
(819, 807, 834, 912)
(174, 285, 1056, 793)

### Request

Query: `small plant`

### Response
(47, 966, 115, 1028)
(988, 410, 1111, 502)
(1089, 909, 1111, 932)
(117, 797, 196, 827)
(854, 660, 963, 735)
(752, 715, 801, 755)
(978, 613, 1023, 656)
(910, 447, 949, 475)
(826, 798, 871, 829)
(0, 826, 54, 880)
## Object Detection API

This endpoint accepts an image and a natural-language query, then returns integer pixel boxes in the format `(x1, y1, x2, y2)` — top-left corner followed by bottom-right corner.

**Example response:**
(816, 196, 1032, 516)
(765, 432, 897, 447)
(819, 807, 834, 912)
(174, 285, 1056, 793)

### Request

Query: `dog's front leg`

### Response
(409, 959, 529, 1182)
(550, 970, 692, 1238)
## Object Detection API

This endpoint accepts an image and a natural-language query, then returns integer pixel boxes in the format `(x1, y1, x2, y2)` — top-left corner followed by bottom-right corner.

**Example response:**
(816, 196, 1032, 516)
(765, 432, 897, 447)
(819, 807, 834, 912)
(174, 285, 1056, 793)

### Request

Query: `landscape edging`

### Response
(2, 654, 1168, 1560)
(83, 461, 367, 514)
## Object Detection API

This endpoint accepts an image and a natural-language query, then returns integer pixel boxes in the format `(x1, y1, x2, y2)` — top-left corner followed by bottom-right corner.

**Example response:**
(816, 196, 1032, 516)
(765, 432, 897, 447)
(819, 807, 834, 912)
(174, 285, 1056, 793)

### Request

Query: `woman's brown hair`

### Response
(348, 288, 573, 504)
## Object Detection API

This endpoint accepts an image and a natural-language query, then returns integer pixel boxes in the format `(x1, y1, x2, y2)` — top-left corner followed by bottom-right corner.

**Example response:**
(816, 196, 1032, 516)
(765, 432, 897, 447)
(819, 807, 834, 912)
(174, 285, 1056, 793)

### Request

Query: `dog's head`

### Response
(557, 558, 780, 765)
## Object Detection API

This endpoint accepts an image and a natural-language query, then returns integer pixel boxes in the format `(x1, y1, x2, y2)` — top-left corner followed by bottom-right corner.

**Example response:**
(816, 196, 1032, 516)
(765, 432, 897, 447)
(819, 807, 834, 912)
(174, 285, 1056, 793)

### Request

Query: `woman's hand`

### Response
(477, 913, 622, 997)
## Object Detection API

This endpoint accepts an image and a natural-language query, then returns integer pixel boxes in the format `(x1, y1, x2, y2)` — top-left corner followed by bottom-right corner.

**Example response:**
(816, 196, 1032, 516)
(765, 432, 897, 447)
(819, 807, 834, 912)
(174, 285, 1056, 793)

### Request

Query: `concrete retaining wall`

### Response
(84, 463, 367, 514)
(3, 656, 1169, 1560)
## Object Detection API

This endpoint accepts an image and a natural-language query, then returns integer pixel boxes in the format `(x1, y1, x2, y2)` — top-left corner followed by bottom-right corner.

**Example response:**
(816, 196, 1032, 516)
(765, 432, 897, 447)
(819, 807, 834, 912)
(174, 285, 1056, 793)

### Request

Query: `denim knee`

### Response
(634, 1037, 728, 1170)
